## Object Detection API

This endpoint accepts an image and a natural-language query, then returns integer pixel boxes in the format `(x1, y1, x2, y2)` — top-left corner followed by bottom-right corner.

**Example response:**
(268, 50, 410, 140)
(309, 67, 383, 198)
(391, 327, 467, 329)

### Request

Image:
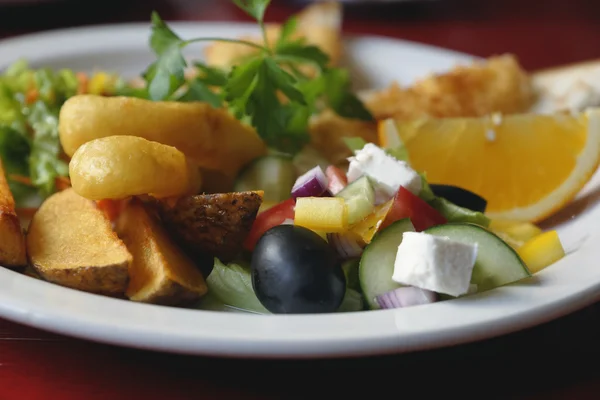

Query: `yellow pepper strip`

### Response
(517, 230, 565, 273)
(294, 197, 348, 233)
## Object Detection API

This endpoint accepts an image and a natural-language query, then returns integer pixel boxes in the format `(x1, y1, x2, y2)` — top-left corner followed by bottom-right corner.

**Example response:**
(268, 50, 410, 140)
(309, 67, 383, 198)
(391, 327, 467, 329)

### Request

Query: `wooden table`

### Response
(2, 0, 600, 398)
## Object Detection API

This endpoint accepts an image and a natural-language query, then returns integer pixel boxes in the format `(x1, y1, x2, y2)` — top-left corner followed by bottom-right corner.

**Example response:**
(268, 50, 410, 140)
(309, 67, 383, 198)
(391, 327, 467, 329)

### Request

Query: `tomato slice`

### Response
(325, 165, 348, 195)
(244, 198, 296, 251)
(381, 186, 447, 232)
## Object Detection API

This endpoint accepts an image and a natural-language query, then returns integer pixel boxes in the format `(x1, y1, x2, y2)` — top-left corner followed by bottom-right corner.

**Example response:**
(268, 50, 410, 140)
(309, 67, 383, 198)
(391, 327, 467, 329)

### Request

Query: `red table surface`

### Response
(2, 0, 600, 399)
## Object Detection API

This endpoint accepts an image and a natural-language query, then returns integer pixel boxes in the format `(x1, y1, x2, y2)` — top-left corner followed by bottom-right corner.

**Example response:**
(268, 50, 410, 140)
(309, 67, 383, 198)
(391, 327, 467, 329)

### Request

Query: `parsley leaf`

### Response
(193, 62, 229, 87)
(275, 43, 330, 71)
(322, 68, 373, 121)
(177, 79, 223, 108)
(147, 12, 187, 100)
(232, 0, 271, 24)
(141, 3, 374, 156)
(226, 57, 308, 153)
(276, 16, 298, 48)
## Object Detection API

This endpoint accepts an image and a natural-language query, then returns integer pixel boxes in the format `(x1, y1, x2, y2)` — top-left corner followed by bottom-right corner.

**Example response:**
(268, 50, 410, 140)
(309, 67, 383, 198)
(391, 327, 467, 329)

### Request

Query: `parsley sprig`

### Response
(145, 0, 373, 155)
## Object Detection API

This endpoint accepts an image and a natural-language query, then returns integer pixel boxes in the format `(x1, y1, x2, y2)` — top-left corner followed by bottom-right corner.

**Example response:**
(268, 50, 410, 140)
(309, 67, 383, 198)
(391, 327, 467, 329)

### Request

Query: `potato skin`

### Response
(0, 159, 27, 268)
(26, 188, 132, 296)
(154, 191, 263, 263)
(36, 264, 130, 297)
(59, 95, 267, 177)
(69, 136, 196, 200)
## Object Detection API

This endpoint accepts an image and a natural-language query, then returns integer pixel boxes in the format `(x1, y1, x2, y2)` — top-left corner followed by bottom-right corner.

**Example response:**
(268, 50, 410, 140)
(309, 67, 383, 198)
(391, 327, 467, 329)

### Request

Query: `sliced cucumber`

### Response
(359, 218, 415, 309)
(337, 288, 364, 312)
(424, 223, 531, 293)
(336, 176, 375, 225)
(341, 258, 361, 292)
(233, 155, 297, 203)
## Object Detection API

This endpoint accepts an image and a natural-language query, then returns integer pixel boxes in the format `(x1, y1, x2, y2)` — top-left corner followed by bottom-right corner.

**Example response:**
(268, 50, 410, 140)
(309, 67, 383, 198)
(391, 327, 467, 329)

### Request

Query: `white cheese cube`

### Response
(392, 232, 478, 297)
(347, 143, 422, 198)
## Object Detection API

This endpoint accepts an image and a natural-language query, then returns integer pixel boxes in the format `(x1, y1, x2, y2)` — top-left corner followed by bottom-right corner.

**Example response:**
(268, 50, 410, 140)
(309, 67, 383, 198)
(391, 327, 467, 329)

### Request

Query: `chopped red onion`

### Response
(376, 287, 438, 309)
(291, 166, 329, 198)
(327, 232, 364, 259)
(281, 218, 295, 225)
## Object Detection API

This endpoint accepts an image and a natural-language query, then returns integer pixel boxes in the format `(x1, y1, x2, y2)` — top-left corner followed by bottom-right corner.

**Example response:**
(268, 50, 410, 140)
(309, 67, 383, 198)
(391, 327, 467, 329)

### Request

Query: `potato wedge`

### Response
(116, 199, 208, 305)
(153, 191, 263, 263)
(0, 159, 27, 268)
(69, 136, 200, 200)
(204, 2, 343, 73)
(59, 95, 267, 178)
(26, 188, 132, 296)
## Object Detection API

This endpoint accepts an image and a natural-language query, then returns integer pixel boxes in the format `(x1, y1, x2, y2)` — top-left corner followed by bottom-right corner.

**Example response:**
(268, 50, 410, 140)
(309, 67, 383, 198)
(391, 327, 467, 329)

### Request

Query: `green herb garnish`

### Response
(145, 0, 373, 155)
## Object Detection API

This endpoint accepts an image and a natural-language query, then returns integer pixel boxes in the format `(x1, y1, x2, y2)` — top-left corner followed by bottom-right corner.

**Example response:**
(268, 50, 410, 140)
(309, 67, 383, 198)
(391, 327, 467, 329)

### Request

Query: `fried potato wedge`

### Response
(360, 54, 535, 121)
(204, 2, 343, 73)
(154, 191, 263, 263)
(26, 188, 132, 296)
(59, 95, 267, 178)
(0, 159, 26, 268)
(69, 136, 200, 200)
(308, 109, 378, 166)
(116, 199, 208, 305)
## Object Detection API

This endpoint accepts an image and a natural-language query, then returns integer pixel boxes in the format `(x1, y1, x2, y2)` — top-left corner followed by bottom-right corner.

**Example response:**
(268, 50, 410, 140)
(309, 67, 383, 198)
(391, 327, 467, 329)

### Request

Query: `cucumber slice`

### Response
(341, 258, 361, 292)
(336, 176, 375, 225)
(424, 223, 531, 293)
(359, 218, 415, 309)
(234, 155, 297, 203)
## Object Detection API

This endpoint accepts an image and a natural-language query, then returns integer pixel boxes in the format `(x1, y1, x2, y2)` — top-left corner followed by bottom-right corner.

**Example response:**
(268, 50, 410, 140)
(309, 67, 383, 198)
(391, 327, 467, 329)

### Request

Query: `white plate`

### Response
(1, 22, 599, 359)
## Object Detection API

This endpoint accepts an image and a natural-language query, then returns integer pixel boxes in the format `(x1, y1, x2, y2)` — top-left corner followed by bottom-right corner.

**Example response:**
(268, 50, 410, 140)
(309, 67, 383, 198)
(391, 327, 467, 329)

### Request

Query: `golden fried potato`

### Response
(69, 136, 199, 201)
(153, 191, 263, 262)
(116, 199, 207, 305)
(360, 54, 535, 121)
(204, 2, 343, 73)
(58, 95, 267, 178)
(26, 188, 132, 296)
(0, 159, 27, 268)
(308, 109, 378, 166)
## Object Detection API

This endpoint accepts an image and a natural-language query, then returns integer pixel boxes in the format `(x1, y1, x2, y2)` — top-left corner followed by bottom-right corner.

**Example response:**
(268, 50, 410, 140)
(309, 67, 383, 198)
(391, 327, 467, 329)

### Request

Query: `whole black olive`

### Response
(251, 225, 346, 314)
(430, 184, 487, 213)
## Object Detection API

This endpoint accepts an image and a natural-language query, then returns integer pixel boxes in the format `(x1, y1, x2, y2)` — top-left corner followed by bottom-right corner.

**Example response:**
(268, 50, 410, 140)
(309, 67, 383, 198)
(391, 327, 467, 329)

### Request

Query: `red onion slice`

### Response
(328, 232, 364, 259)
(376, 287, 438, 309)
(291, 166, 329, 198)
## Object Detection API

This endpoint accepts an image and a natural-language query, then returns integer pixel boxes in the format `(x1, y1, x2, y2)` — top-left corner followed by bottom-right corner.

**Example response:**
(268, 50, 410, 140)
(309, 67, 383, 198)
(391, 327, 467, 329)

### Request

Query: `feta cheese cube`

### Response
(347, 143, 422, 197)
(392, 232, 478, 297)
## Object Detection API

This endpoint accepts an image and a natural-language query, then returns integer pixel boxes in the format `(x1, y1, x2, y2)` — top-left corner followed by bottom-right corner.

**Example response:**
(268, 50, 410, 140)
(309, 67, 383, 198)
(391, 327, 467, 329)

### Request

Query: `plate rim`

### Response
(0, 21, 598, 359)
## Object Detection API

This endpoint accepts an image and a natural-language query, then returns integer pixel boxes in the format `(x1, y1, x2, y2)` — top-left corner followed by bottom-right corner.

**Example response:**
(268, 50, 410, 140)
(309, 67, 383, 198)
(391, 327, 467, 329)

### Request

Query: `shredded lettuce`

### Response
(0, 59, 79, 204)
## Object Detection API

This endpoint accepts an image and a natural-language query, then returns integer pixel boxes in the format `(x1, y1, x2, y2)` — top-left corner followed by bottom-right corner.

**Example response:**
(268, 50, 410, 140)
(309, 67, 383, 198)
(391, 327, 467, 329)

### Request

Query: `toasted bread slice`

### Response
(26, 188, 132, 296)
(0, 159, 27, 268)
(116, 199, 208, 306)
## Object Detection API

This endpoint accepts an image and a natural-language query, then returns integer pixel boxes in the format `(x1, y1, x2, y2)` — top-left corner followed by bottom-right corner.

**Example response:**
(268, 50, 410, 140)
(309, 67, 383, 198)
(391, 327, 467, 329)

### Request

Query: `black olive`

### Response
(251, 225, 346, 314)
(430, 184, 487, 213)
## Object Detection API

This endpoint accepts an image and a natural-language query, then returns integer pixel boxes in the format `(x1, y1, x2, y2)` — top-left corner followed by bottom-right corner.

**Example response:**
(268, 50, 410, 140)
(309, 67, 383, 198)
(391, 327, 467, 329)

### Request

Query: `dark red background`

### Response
(2, 1, 600, 399)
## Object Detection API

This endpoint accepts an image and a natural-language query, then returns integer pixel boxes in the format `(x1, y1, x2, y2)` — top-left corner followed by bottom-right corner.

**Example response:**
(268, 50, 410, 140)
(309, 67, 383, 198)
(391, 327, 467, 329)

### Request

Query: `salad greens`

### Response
(146, 0, 373, 154)
(0, 60, 78, 204)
